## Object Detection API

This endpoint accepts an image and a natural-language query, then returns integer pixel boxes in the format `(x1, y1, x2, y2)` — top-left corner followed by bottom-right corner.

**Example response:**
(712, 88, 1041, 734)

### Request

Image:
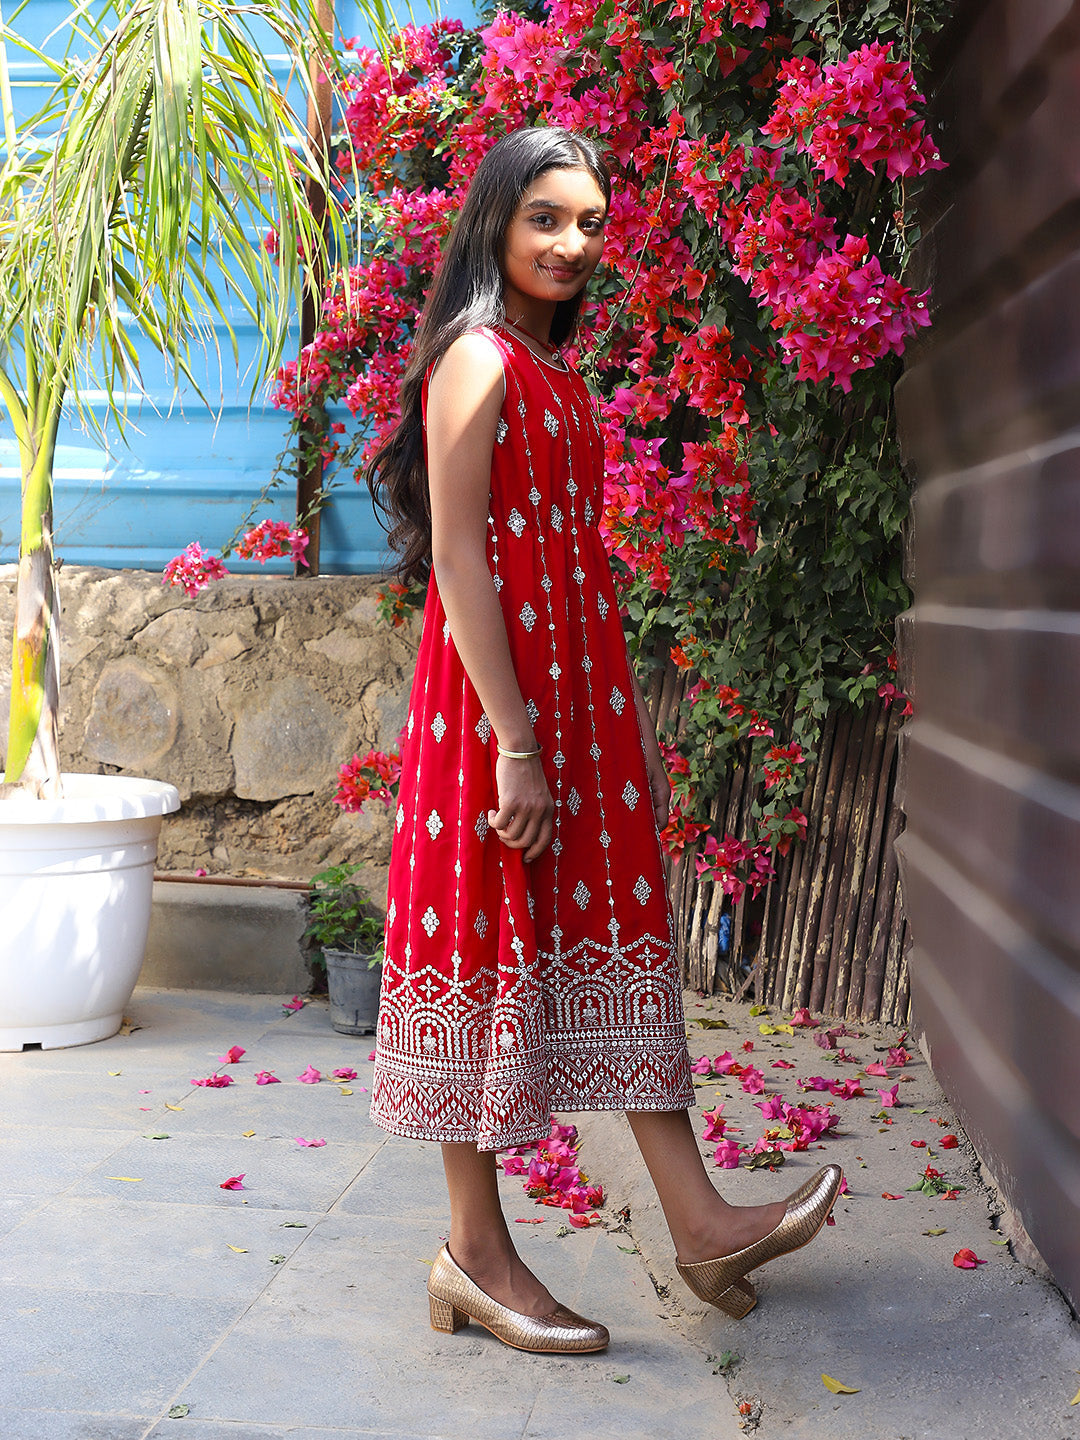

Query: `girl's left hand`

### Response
(644, 742, 671, 830)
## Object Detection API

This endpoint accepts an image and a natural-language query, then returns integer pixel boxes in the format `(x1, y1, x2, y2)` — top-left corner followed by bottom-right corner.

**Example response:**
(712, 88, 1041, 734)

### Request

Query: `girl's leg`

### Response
(440, 1142, 558, 1317)
(626, 1110, 786, 1263)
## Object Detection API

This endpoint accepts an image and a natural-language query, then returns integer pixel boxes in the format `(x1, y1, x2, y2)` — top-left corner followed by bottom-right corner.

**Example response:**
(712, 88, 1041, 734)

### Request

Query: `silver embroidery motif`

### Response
(474, 812, 490, 842)
(633, 876, 651, 904)
(581, 998, 600, 1025)
(589, 742, 602, 761)
(597, 595, 609, 620)
(599, 830, 611, 848)
(496, 418, 508, 444)
(549, 662, 561, 679)
(431, 713, 447, 742)
(519, 602, 537, 632)
(642, 998, 660, 1021)
(442, 619, 451, 644)
(573, 566, 585, 585)
(407, 711, 415, 737)
(584, 499, 594, 525)
(387, 899, 396, 926)
(622, 781, 640, 809)
(426, 810, 443, 841)
(421, 907, 439, 937)
(544, 409, 558, 436)
(551, 506, 564, 533)
(528, 486, 541, 506)
(475, 713, 492, 744)
(553, 750, 566, 769)
(474, 911, 489, 938)
(395, 805, 405, 832)
(568, 788, 582, 816)
(573, 880, 590, 909)
(610, 687, 626, 716)
(507, 508, 526, 538)
(526, 699, 540, 725)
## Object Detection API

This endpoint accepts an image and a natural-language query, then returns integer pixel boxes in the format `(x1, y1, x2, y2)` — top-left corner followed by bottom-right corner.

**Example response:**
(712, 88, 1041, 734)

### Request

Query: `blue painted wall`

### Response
(0, 0, 474, 574)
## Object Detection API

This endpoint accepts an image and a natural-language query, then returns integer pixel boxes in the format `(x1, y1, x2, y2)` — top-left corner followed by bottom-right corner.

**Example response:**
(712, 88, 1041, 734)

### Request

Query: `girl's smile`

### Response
(501, 167, 606, 338)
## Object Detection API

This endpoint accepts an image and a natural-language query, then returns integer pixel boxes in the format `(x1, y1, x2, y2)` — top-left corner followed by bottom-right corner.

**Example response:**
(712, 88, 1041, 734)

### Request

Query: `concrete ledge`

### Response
(142, 881, 312, 993)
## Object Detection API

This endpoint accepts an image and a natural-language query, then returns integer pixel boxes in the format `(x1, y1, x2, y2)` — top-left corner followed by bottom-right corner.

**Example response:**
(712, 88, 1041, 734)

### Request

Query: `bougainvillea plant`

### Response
(206, 0, 948, 900)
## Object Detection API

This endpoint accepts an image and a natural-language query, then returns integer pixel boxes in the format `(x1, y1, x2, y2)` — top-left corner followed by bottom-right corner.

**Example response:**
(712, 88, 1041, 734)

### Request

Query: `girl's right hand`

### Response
(488, 754, 555, 863)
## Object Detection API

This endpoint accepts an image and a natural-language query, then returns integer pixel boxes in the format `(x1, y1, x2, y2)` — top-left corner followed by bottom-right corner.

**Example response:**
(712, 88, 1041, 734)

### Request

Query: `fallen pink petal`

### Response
(713, 1051, 737, 1074)
(690, 1055, 712, 1075)
(219, 1046, 246, 1065)
(865, 1061, 890, 1077)
(877, 1085, 899, 1108)
(192, 1074, 234, 1088)
(254, 1071, 280, 1085)
(771, 1059, 795, 1069)
(283, 996, 305, 1012)
(332, 1068, 358, 1081)
(295, 1137, 327, 1147)
(219, 1174, 246, 1190)
(296, 1065, 322, 1084)
(953, 1248, 986, 1268)
(789, 1007, 820, 1028)
(367, 1050, 376, 1061)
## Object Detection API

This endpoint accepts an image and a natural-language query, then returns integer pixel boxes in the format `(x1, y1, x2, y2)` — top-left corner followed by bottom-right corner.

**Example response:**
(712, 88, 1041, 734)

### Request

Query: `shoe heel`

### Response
(429, 1292, 469, 1333)
(713, 1280, 757, 1319)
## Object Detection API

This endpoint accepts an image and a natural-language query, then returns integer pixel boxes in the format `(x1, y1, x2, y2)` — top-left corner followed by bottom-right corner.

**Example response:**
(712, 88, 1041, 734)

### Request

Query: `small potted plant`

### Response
(305, 862, 384, 1036)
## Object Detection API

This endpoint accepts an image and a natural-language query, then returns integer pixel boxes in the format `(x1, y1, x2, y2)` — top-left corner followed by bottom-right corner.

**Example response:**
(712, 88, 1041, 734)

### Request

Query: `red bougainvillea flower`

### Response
(881, 1192, 903, 1200)
(192, 1074, 234, 1088)
(283, 996, 305, 1012)
(219, 1175, 246, 1190)
(911, 1139, 927, 1148)
(254, 1071, 280, 1085)
(296, 1065, 322, 1084)
(219, 1046, 246, 1065)
(953, 1249, 987, 1269)
(771, 1059, 795, 1069)
(940, 1134, 959, 1149)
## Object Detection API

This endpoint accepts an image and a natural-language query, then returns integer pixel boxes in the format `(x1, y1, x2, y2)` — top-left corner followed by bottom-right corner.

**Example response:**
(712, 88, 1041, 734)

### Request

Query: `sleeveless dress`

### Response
(369, 326, 694, 1151)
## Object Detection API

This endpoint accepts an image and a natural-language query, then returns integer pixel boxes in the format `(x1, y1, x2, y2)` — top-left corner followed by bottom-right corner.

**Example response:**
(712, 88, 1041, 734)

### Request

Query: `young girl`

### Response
(367, 125, 841, 1354)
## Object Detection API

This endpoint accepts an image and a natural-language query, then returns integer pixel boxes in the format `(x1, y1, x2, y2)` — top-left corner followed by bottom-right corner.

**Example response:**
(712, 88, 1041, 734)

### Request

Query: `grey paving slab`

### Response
(0, 1124, 134, 1196)
(332, 1137, 450, 1220)
(0, 1286, 245, 1414)
(142, 1424, 466, 1440)
(0, 1067, 197, 1129)
(0, 1196, 325, 1300)
(158, 1076, 381, 1143)
(65, 1132, 382, 1211)
(0, 1194, 44, 1238)
(0, 1411, 151, 1440)
(175, 1215, 587, 1438)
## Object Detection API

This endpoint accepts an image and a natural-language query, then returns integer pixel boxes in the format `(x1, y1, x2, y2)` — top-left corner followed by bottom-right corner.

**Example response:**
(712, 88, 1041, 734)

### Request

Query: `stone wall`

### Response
(0, 566, 419, 898)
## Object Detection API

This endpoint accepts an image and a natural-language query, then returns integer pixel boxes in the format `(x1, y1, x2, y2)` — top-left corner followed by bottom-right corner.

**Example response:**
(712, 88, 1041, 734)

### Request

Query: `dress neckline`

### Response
(497, 325, 570, 375)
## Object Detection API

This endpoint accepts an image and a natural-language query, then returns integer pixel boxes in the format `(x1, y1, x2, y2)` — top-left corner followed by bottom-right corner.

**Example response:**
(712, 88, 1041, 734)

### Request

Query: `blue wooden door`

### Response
(0, 0, 473, 573)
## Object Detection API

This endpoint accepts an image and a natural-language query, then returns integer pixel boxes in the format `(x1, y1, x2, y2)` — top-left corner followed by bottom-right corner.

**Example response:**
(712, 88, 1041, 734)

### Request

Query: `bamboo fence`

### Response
(645, 669, 911, 1024)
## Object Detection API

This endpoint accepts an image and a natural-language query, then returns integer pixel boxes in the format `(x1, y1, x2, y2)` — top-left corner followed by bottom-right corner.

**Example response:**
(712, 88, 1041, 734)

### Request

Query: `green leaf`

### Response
(167, 1404, 190, 1419)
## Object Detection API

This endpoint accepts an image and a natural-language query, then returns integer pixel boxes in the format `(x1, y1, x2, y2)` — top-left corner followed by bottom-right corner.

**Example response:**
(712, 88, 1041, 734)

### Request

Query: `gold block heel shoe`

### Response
(426, 1246, 609, 1354)
(677, 1163, 843, 1315)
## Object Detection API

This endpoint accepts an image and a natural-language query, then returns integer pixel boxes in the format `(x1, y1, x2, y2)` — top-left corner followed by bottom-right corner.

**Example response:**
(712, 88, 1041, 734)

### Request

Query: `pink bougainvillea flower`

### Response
(163, 542, 228, 597)
(940, 1134, 959, 1149)
(771, 1059, 795, 1069)
(192, 1074, 234, 1088)
(713, 1138, 745, 1168)
(296, 1065, 322, 1084)
(702, 1105, 727, 1140)
(799, 1075, 831, 1092)
(789, 1008, 820, 1028)
(501, 1155, 527, 1175)
(690, 1055, 713, 1075)
(283, 996, 305, 1012)
(567, 1212, 600, 1228)
(219, 1046, 246, 1065)
(367, 1051, 376, 1061)
(741, 1040, 754, 1053)
(332, 1068, 358, 1081)
(295, 1137, 327, 1147)
(254, 1071, 280, 1085)
(219, 1174, 246, 1190)
(953, 1249, 986, 1269)
(830, 1078, 864, 1100)
(740, 1065, 766, 1094)
(864, 1061, 890, 1077)
(713, 1051, 737, 1074)
(887, 1046, 911, 1067)
(877, 1085, 899, 1108)
(756, 1095, 785, 1121)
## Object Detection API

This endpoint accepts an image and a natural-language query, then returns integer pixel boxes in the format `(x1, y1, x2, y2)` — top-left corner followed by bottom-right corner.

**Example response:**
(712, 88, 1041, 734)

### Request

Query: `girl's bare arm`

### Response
(426, 333, 554, 862)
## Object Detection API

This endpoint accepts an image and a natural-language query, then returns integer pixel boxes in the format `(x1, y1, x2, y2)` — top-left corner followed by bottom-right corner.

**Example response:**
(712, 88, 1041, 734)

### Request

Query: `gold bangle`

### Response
(496, 744, 543, 759)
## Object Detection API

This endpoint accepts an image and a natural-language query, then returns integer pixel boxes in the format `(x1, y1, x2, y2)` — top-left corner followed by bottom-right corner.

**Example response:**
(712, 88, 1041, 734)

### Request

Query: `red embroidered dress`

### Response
(370, 327, 694, 1150)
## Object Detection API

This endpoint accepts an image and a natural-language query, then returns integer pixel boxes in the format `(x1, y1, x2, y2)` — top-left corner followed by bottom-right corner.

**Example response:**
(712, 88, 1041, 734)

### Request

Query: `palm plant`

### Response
(0, 0, 367, 797)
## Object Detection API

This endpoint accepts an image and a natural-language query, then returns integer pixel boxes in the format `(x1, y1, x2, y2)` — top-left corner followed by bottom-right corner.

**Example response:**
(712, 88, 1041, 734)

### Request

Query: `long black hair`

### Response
(366, 126, 611, 583)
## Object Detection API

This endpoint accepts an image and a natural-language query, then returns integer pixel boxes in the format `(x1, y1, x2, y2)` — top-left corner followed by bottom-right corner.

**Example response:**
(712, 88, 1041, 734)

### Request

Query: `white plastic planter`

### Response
(0, 774, 180, 1051)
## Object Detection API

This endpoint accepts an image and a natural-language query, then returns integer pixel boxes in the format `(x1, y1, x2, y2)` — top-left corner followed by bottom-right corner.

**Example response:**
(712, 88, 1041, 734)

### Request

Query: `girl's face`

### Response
(501, 166, 607, 326)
